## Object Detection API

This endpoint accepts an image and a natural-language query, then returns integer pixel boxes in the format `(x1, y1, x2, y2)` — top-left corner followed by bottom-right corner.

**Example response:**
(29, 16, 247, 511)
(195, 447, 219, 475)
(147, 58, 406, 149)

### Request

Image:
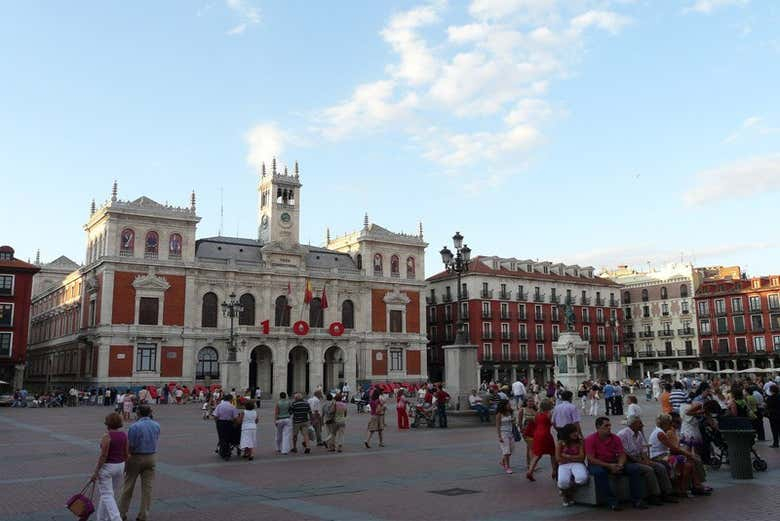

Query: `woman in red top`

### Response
(91, 412, 129, 521)
(396, 389, 409, 430)
(526, 398, 557, 481)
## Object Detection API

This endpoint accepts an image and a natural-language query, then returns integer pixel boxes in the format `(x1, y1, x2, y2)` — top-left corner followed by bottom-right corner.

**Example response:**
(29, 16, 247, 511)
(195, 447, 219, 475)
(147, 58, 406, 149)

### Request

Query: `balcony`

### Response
(677, 328, 695, 337)
(636, 350, 656, 358)
(681, 309, 690, 315)
(580, 297, 591, 306)
(550, 295, 560, 304)
(144, 251, 158, 260)
(481, 289, 494, 299)
(595, 316, 606, 325)
(609, 299, 619, 308)
(595, 297, 605, 306)
(715, 309, 727, 317)
(481, 331, 494, 340)
(658, 330, 675, 338)
(516, 291, 527, 302)
(676, 348, 695, 357)
(535, 333, 545, 342)
(481, 312, 493, 320)
(499, 290, 512, 300)
(733, 326, 745, 334)
(552, 333, 560, 341)
(518, 333, 528, 341)
(459, 314, 470, 322)
(701, 346, 713, 355)
(501, 332, 512, 341)
(662, 312, 670, 317)
(771, 323, 780, 332)
(770, 302, 780, 311)
(500, 313, 510, 320)
(443, 314, 453, 323)
(731, 307, 744, 315)
(700, 329, 713, 336)
(597, 336, 606, 343)
(533, 293, 546, 303)
(752, 326, 765, 333)
(442, 294, 453, 303)
(534, 314, 544, 322)
(623, 332, 636, 339)
(426, 296, 437, 305)
(750, 307, 763, 314)
(518, 313, 527, 321)
(459, 289, 469, 300)
(638, 331, 655, 339)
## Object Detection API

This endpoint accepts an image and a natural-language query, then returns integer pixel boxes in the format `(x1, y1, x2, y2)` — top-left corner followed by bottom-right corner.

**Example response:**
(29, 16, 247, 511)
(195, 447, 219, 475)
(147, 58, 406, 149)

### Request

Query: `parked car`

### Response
(0, 394, 14, 407)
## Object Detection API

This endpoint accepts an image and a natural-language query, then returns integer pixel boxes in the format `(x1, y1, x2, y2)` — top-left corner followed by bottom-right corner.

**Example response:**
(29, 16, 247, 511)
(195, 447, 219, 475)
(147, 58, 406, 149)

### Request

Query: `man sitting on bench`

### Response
(584, 416, 648, 512)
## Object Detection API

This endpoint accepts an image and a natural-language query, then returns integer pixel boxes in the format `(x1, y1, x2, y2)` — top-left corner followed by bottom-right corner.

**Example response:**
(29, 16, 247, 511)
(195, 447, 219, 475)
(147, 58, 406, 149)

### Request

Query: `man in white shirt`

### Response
(308, 391, 324, 446)
(341, 382, 351, 402)
(511, 379, 526, 410)
(617, 416, 676, 504)
(255, 386, 263, 407)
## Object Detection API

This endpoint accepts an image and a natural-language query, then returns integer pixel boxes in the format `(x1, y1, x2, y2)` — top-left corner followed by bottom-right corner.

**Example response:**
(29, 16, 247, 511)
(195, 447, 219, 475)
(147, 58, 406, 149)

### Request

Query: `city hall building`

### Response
(26, 162, 428, 395)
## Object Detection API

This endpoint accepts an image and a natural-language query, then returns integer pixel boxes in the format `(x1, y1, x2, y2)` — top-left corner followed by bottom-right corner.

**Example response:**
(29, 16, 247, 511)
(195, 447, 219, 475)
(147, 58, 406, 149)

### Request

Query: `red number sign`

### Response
(293, 320, 310, 336)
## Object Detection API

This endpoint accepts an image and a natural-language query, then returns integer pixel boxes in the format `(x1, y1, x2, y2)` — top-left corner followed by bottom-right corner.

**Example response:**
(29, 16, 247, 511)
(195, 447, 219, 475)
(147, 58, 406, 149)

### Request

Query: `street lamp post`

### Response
(440, 231, 471, 345)
(221, 293, 244, 362)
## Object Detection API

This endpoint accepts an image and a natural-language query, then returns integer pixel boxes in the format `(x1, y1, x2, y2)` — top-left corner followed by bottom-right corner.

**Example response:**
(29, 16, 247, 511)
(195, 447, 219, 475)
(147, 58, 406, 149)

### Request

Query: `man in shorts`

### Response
(289, 392, 312, 454)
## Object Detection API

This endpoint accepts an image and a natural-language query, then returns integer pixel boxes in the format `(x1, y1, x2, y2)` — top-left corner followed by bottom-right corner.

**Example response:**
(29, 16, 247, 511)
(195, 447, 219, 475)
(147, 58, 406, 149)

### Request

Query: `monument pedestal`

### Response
(607, 361, 624, 382)
(552, 332, 590, 391)
(443, 342, 478, 411)
(219, 360, 242, 394)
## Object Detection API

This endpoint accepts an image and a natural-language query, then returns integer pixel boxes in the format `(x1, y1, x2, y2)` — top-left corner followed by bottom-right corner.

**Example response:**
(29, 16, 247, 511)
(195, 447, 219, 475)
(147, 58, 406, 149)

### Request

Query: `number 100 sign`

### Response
(259, 320, 345, 337)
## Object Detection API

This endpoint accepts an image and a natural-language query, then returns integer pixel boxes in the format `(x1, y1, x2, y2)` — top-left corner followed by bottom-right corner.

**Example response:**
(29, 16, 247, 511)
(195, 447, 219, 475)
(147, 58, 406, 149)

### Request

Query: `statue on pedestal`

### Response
(563, 302, 576, 332)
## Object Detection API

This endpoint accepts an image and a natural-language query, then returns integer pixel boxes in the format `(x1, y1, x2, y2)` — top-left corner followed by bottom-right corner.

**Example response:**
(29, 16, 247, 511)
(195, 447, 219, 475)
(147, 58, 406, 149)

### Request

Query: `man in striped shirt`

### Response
(289, 392, 312, 454)
(669, 382, 689, 413)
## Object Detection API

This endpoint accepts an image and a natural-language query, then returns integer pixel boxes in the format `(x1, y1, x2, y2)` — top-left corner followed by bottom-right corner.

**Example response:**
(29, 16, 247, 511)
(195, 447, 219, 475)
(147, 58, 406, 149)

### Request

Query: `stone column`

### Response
(343, 341, 357, 395)
(13, 364, 25, 390)
(639, 362, 645, 378)
(443, 342, 478, 411)
(510, 366, 517, 382)
(750, 359, 756, 368)
(677, 361, 683, 370)
(309, 344, 323, 393)
(493, 366, 499, 383)
(715, 360, 720, 372)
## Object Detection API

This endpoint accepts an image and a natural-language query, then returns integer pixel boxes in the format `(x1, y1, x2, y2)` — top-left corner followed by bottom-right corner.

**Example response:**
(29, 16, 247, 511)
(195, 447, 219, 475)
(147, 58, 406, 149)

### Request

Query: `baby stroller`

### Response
(410, 401, 436, 428)
(215, 420, 242, 460)
(700, 415, 767, 472)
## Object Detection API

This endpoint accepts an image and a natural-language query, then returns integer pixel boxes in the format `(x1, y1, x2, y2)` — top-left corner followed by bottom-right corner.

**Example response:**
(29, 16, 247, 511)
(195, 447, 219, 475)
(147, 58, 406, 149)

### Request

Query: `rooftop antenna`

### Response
(218, 187, 224, 236)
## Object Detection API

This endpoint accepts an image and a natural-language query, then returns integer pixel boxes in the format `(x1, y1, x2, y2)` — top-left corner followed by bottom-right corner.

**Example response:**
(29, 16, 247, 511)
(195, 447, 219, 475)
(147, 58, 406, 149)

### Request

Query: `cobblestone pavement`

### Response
(1, 399, 779, 521)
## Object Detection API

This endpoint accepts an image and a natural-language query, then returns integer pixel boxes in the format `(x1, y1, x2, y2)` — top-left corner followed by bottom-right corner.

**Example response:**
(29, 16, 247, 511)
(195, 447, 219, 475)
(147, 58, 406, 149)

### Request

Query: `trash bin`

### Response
(720, 418, 755, 479)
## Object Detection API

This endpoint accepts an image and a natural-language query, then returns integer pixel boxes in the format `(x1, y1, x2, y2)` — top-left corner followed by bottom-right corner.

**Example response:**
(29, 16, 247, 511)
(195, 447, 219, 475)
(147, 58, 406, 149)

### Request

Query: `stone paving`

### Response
(1, 399, 779, 521)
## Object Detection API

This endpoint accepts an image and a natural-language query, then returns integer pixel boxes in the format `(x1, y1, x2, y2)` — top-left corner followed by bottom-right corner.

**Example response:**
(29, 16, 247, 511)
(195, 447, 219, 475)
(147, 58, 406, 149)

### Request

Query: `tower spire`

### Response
(363, 212, 369, 229)
(272, 157, 277, 175)
(418, 220, 423, 238)
(35, 249, 40, 265)
(261, 162, 266, 177)
(284, 165, 288, 175)
(111, 180, 118, 202)
(294, 161, 299, 177)
(190, 190, 196, 212)
(90, 198, 96, 215)
(326, 227, 331, 244)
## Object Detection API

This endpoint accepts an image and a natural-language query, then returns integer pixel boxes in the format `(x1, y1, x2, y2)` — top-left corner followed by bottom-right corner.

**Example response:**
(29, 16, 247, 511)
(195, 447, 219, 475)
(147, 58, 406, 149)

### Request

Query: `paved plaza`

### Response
(1, 401, 779, 521)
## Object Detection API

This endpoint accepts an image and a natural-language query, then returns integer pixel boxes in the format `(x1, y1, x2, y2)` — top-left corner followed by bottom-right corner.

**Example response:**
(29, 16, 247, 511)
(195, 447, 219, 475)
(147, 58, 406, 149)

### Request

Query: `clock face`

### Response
(261, 215, 269, 229)
(280, 212, 291, 223)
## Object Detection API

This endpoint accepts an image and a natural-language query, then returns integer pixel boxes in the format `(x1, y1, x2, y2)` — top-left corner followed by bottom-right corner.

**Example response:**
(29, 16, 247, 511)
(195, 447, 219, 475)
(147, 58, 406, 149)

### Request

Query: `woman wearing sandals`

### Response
(496, 399, 516, 474)
(365, 388, 385, 448)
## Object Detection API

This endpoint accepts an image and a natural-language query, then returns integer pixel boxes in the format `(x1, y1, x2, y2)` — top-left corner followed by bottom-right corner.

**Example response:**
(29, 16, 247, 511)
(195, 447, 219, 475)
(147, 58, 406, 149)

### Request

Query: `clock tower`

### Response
(258, 158, 302, 247)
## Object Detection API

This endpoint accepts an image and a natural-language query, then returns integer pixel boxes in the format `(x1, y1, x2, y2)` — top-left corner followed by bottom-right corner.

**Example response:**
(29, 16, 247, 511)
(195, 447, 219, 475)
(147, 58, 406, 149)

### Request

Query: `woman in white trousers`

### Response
(274, 393, 293, 454)
(91, 413, 128, 521)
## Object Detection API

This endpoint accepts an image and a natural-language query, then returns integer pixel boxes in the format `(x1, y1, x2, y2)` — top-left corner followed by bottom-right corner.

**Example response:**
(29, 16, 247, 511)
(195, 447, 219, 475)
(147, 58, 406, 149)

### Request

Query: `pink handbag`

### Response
(66, 481, 95, 520)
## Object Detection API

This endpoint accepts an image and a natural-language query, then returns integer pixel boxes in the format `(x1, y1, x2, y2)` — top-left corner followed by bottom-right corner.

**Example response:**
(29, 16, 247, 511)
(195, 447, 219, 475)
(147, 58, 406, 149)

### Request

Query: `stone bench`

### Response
(571, 473, 647, 506)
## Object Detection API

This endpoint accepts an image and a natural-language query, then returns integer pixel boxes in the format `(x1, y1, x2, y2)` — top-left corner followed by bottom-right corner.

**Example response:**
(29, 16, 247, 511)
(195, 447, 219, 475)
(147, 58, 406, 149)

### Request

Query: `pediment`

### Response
(383, 288, 411, 306)
(132, 269, 170, 291)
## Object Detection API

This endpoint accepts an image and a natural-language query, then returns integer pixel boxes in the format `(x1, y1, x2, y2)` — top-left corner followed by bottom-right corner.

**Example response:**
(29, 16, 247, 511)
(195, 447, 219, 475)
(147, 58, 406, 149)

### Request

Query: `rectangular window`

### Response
(536, 343, 545, 360)
(599, 345, 606, 360)
(716, 317, 728, 335)
(597, 326, 605, 342)
(596, 308, 604, 321)
(552, 324, 560, 341)
(138, 297, 159, 325)
(390, 349, 403, 371)
(714, 299, 726, 314)
(535, 305, 543, 321)
(681, 301, 689, 314)
(769, 294, 780, 310)
(700, 319, 711, 334)
(701, 339, 712, 354)
(136, 343, 157, 372)
(444, 305, 452, 321)
(733, 315, 745, 333)
(462, 322, 470, 337)
(751, 314, 764, 332)
(482, 322, 492, 338)
(773, 336, 780, 350)
(482, 343, 492, 360)
(582, 325, 590, 340)
(0, 332, 11, 357)
(88, 299, 96, 327)
(535, 324, 543, 341)
(500, 302, 509, 319)
(642, 306, 650, 318)
(736, 337, 747, 353)
(625, 307, 632, 320)
(482, 301, 491, 318)
(389, 310, 403, 332)
(582, 308, 590, 322)
(444, 323, 452, 341)
(0, 303, 13, 327)
(661, 303, 669, 316)
(460, 301, 468, 318)
(502, 343, 510, 360)
(753, 336, 766, 351)
(0, 275, 13, 296)
(519, 323, 527, 339)
(520, 344, 528, 360)
(551, 306, 559, 322)
(749, 295, 761, 312)
(698, 301, 709, 315)
(518, 304, 526, 320)
(732, 297, 744, 313)
(718, 338, 729, 354)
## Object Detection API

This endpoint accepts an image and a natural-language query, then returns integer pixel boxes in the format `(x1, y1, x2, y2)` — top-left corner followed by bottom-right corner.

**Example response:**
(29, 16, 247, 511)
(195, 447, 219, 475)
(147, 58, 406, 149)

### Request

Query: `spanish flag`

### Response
(321, 284, 329, 309)
(304, 279, 313, 304)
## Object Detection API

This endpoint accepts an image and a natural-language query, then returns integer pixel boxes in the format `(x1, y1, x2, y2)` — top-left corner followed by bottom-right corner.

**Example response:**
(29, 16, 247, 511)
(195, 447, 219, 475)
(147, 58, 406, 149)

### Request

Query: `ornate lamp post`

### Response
(221, 293, 244, 362)
(440, 231, 471, 345)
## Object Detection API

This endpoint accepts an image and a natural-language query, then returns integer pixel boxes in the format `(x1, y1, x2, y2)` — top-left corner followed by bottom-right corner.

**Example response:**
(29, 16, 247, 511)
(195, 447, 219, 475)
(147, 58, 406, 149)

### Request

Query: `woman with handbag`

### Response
(90, 412, 128, 521)
(364, 388, 385, 448)
(496, 399, 516, 474)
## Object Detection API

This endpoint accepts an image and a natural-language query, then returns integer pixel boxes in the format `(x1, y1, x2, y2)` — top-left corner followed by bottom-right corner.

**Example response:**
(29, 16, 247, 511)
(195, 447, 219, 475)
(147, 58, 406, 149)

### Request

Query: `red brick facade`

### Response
(0, 247, 40, 386)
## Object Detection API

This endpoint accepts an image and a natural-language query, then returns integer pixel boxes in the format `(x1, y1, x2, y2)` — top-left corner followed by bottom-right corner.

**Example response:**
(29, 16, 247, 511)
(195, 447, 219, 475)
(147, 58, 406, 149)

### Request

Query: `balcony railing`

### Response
(609, 299, 619, 307)
(552, 333, 560, 341)
(752, 326, 765, 333)
(750, 307, 763, 314)
(442, 294, 453, 303)
(595, 297, 605, 306)
(656, 349, 674, 357)
(595, 316, 606, 325)
(516, 291, 527, 302)
(426, 296, 437, 305)
(500, 313, 510, 320)
(701, 346, 713, 355)
(518, 312, 527, 321)
(499, 290, 512, 300)
(481, 331, 494, 340)
(771, 323, 780, 332)
(481, 289, 494, 299)
(636, 350, 656, 358)
(550, 295, 560, 304)
(460, 314, 470, 321)
(533, 293, 546, 303)
(501, 332, 512, 341)
(658, 330, 674, 338)
(580, 297, 591, 305)
(459, 289, 469, 300)
(535, 333, 545, 342)
(770, 302, 780, 311)
(624, 332, 636, 339)
(681, 309, 690, 315)
(518, 333, 528, 341)
(534, 314, 544, 322)
(638, 331, 655, 338)
(677, 328, 694, 337)
(481, 312, 493, 320)
(715, 309, 727, 316)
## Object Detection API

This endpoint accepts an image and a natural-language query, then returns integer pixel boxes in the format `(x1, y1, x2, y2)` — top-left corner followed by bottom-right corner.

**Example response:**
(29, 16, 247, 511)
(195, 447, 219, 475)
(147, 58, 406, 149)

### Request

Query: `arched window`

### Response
(238, 293, 255, 326)
(342, 299, 354, 329)
(373, 253, 383, 274)
(660, 286, 668, 300)
(202, 292, 218, 327)
(120, 228, 134, 256)
(391, 255, 400, 276)
(145, 231, 159, 257)
(196, 347, 219, 379)
(356, 254, 362, 270)
(680, 284, 689, 298)
(275, 295, 290, 326)
(169, 233, 182, 258)
(309, 297, 323, 328)
(641, 289, 648, 302)
(623, 291, 631, 304)
(406, 256, 415, 278)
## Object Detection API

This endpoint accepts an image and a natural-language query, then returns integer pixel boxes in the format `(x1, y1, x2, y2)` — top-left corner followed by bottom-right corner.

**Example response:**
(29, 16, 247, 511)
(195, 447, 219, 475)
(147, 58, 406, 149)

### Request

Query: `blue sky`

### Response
(2, 0, 779, 277)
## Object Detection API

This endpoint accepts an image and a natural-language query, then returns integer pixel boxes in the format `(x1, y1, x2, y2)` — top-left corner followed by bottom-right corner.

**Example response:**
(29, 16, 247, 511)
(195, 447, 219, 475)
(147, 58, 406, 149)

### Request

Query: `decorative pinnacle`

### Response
(90, 198, 96, 215)
(418, 220, 423, 238)
(284, 165, 288, 175)
(111, 180, 118, 202)
(272, 157, 277, 175)
(294, 161, 299, 177)
(261, 162, 266, 177)
(363, 212, 369, 228)
(190, 190, 196, 211)
(326, 227, 331, 243)
(35, 249, 41, 265)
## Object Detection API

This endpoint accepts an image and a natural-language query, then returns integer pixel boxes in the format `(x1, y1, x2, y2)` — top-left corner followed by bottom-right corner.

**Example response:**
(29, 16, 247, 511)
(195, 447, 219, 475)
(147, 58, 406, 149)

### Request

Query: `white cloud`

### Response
(381, 2, 443, 85)
(225, 0, 260, 35)
(684, 154, 780, 205)
(722, 116, 779, 143)
(683, 0, 749, 15)
(245, 123, 287, 169)
(569, 10, 632, 35)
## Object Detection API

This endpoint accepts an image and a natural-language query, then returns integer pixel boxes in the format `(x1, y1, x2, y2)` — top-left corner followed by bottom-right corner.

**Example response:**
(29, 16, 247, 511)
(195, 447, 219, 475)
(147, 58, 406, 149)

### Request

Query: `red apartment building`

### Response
(0, 246, 40, 388)
(695, 271, 780, 371)
(426, 255, 623, 384)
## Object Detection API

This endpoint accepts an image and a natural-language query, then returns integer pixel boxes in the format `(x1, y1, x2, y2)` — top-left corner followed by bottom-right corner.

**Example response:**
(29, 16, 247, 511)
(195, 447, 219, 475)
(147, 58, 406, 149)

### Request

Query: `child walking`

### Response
(496, 400, 515, 474)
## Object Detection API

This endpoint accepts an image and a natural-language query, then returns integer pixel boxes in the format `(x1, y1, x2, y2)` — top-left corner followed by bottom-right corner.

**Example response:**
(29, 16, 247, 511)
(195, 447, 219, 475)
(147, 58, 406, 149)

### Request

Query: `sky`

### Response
(2, 0, 779, 278)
